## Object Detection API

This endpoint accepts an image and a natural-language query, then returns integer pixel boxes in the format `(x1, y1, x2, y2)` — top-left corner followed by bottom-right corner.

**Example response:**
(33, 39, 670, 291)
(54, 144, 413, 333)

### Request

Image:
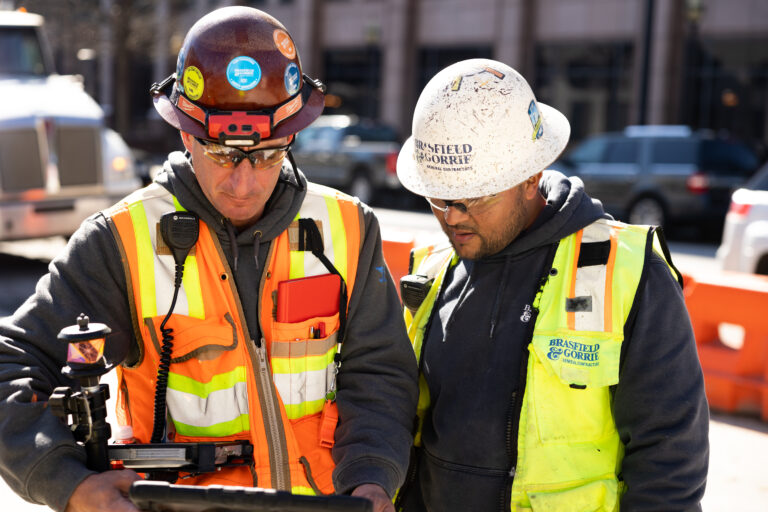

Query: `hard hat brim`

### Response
(396, 102, 571, 199)
(153, 80, 325, 141)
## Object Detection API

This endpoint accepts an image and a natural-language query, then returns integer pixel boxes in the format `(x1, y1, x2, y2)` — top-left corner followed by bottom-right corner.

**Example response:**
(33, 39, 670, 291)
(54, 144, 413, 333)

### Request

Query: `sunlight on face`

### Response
(183, 133, 292, 227)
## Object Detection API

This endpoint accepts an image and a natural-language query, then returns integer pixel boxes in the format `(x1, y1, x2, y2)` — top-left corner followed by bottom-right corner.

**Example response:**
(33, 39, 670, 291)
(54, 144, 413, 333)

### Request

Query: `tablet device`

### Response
(129, 480, 373, 512)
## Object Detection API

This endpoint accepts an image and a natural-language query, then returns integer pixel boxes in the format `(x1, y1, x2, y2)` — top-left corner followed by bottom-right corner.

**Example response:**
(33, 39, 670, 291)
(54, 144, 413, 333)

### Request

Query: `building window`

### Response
(682, 37, 768, 149)
(535, 42, 634, 143)
(323, 47, 382, 119)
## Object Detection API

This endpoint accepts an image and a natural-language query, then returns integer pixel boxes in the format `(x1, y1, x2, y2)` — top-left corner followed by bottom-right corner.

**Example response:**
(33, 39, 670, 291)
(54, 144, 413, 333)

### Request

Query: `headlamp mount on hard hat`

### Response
(151, 74, 326, 147)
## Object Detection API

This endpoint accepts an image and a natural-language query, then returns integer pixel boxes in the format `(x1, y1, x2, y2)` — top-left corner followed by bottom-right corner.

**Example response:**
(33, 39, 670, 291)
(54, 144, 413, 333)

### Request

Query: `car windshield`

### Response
(700, 139, 759, 176)
(0, 27, 48, 76)
(651, 138, 698, 164)
(566, 136, 608, 164)
(344, 124, 398, 142)
(604, 138, 640, 163)
(294, 126, 342, 152)
(745, 164, 768, 191)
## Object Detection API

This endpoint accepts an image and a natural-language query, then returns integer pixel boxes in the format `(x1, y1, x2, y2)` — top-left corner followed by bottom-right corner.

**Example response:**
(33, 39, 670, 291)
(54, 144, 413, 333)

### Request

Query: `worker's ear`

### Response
(180, 131, 194, 153)
(523, 172, 543, 200)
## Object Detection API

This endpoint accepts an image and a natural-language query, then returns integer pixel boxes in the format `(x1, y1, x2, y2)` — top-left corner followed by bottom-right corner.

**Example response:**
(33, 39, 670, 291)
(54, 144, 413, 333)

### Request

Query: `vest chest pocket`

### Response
(145, 312, 240, 362)
(271, 313, 341, 420)
(144, 312, 251, 439)
(528, 333, 622, 444)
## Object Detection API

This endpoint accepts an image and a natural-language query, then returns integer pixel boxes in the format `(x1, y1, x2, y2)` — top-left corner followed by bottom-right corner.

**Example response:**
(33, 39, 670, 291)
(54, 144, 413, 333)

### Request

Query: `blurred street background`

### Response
(2, 0, 768, 510)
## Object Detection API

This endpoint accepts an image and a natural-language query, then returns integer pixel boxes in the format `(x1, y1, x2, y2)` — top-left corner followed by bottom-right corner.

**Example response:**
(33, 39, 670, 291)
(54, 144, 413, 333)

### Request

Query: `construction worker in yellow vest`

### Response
(0, 7, 417, 512)
(393, 59, 709, 511)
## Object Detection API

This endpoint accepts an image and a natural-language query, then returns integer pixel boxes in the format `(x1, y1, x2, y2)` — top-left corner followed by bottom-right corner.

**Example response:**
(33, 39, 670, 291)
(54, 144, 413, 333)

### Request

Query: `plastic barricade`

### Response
(683, 271, 768, 421)
(381, 232, 415, 299)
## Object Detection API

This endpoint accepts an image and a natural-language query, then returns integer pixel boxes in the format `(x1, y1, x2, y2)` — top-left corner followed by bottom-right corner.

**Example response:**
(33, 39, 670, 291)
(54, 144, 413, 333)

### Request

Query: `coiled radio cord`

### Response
(150, 265, 185, 444)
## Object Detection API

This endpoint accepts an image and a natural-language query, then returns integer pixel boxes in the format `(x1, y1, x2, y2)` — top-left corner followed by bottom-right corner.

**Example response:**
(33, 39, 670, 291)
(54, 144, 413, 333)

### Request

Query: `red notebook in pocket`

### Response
(276, 273, 341, 323)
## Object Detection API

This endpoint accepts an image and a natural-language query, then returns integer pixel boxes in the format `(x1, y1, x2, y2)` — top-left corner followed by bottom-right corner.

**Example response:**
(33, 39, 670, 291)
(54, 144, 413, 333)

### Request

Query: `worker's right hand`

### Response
(64, 469, 142, 512)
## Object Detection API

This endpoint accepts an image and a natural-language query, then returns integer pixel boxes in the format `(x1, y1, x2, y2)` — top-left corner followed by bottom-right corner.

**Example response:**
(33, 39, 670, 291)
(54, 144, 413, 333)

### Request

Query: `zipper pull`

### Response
(256, 339, 267, 365)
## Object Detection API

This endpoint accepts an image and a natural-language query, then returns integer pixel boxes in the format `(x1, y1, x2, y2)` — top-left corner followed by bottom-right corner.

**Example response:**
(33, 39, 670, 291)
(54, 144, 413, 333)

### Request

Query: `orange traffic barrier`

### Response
(683, 271, 768, 421)
(382, 232, 415, 299)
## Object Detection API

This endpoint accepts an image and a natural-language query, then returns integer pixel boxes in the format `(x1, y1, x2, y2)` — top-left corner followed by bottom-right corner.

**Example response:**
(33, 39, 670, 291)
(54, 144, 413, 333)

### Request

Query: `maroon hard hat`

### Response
(151, 6, 325, 146)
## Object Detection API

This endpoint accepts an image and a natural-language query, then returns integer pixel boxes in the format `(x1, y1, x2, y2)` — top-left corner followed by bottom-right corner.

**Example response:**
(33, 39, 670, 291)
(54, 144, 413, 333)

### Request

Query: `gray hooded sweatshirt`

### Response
(400, 171, 709, 511)
(0, 152, 418, 511)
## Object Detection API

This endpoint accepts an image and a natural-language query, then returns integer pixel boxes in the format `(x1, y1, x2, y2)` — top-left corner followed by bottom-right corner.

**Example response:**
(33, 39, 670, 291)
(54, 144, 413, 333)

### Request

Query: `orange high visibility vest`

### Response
(105, 182, 362, 494)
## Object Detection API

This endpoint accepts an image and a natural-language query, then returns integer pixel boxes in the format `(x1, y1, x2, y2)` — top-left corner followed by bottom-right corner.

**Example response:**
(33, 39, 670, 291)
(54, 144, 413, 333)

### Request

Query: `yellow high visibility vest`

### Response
(105, 181, 362, 495)
(405, 219, 676, 511)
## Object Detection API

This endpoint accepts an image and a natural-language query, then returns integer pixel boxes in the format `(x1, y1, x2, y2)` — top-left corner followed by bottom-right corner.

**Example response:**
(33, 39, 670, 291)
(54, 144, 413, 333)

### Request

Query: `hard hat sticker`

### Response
(284, 63, 300, 96)
(226, 56, 262, 91)
(528, 100, 544, 140)
(484, 67, 505, 79)
(273, 29, 296, 59)
(183, 66, 204, 100)
(451, 67, 505, 91)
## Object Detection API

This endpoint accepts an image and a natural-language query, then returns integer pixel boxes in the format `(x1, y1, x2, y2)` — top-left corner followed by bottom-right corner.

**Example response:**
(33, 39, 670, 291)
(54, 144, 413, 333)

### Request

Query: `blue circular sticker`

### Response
(226, 56, 262, 91)
(284, 63, 300, 96)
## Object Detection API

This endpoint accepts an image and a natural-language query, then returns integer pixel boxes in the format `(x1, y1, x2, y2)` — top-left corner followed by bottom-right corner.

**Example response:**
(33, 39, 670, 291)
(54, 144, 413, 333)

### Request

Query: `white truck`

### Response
(0, 9, 141, 241)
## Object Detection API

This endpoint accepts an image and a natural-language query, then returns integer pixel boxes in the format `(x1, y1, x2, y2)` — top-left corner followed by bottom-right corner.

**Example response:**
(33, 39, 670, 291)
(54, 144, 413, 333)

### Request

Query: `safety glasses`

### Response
(194, 137, 292, 168)
(425, 194, 501, 216)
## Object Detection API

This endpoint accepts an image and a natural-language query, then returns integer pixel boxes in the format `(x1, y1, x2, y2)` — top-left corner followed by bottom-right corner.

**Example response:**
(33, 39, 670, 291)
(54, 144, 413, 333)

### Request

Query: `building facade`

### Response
(254, 0, 768, 151)
(23, 0, 768, 154)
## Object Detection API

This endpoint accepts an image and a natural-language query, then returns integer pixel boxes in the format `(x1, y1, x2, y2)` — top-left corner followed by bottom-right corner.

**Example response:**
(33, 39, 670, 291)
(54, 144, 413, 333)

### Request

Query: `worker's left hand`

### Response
(351, 483, 395, 512)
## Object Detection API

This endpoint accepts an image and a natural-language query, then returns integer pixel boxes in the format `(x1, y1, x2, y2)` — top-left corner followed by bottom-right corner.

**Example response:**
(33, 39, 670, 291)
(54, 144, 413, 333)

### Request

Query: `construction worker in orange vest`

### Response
(0, 7, 417, 512)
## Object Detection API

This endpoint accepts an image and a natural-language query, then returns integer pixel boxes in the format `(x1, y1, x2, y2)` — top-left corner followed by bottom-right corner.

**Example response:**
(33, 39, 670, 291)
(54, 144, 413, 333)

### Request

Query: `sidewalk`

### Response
(704, 412, 768, 511)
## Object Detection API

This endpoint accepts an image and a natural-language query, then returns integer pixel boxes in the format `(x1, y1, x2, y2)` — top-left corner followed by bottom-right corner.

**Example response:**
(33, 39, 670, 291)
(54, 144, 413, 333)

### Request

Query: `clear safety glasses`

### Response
(425, 194, 501, 216)
(194, 137, 292, 169)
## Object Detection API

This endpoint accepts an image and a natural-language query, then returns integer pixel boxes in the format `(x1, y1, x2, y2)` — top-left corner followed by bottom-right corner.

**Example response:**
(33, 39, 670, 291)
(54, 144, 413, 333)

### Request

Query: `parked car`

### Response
(551, 125, 760, 230)
(291, 114, 401, 205)
(716, 161, 768, 274)
(0, 9, 141, 241)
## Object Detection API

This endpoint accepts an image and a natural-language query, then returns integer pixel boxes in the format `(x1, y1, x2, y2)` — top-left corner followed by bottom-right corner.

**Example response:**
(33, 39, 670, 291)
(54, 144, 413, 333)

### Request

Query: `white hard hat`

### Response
(397, 58, 570, 199)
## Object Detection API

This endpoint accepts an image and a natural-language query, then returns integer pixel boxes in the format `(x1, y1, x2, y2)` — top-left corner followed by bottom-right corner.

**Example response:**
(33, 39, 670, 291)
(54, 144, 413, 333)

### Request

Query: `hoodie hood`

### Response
(154, 151, 306, 245)
(490, 170, 609, 260)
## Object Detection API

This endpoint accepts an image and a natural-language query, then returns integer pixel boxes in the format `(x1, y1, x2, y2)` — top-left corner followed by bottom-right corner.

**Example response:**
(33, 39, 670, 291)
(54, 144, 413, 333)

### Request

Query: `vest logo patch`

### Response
(547, 338, 599, 367)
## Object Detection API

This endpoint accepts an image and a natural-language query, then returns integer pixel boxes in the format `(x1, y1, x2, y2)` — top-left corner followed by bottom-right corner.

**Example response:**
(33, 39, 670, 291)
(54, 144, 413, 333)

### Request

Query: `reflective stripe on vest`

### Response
(288, 191, 349, 281)
(124, 186, 205, 320)
(406, 219, 664, 511)
(166, 367, 250, 437)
